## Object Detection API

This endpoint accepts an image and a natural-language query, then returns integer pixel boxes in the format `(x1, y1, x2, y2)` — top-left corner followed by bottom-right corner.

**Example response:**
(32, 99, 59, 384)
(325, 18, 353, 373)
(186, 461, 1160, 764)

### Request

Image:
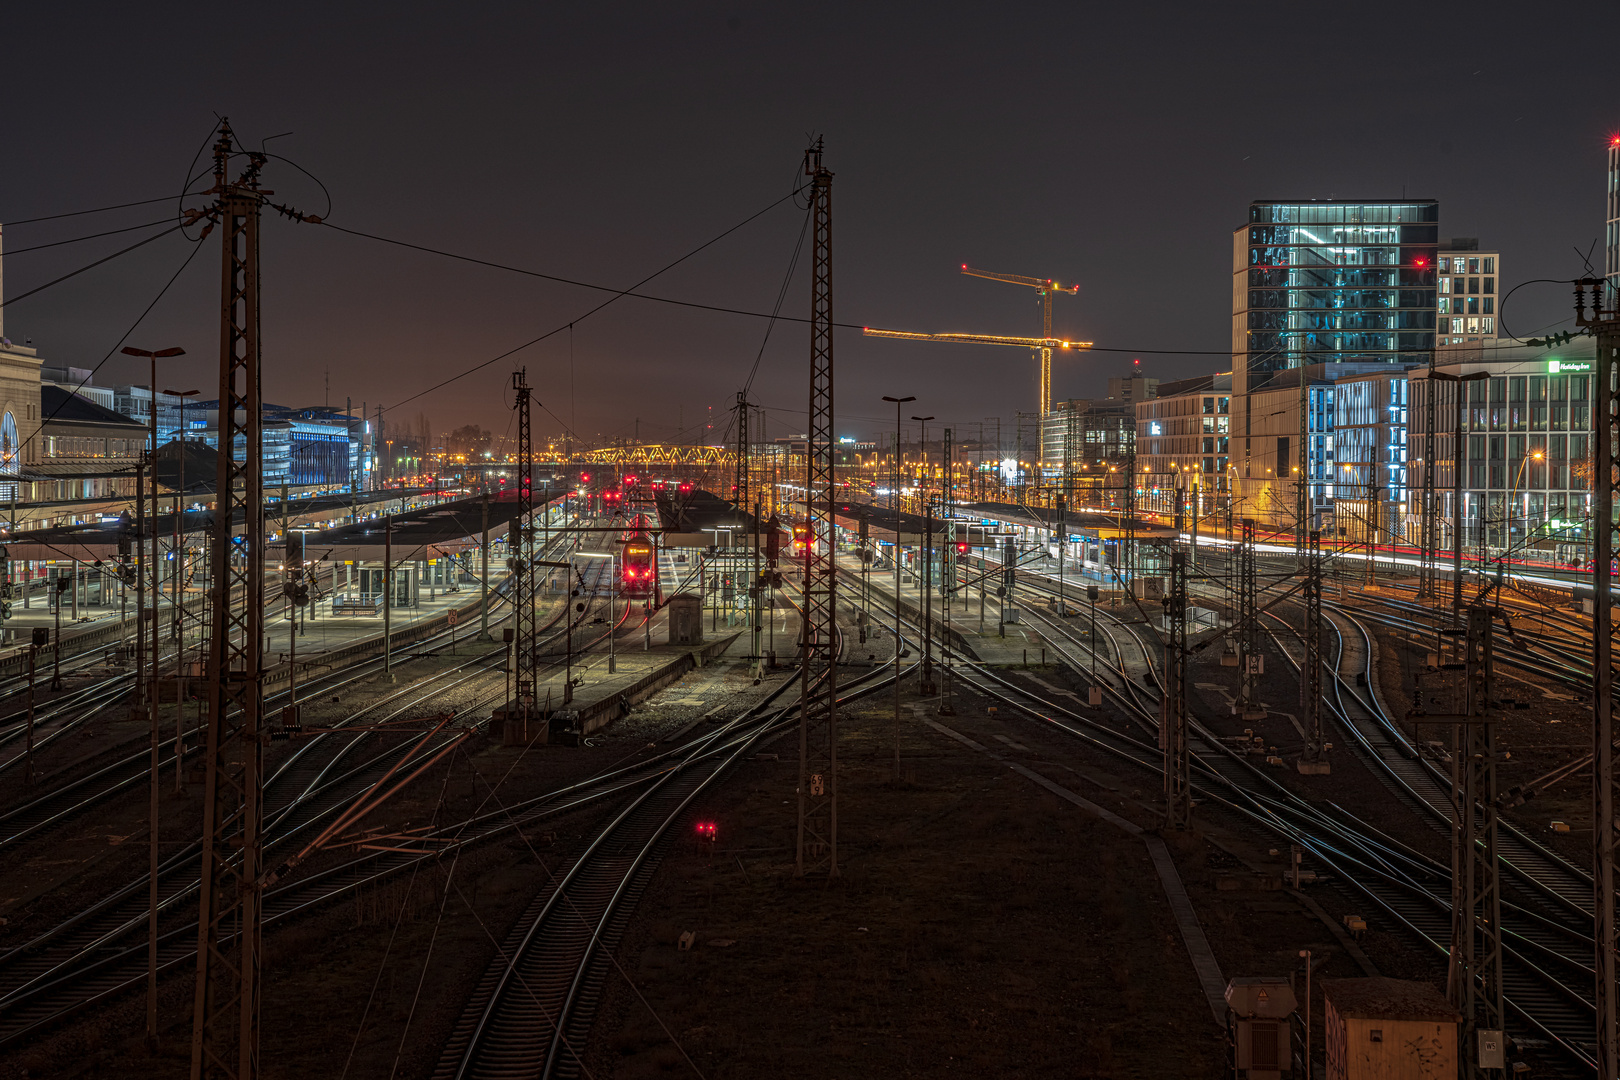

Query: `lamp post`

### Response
(162, 388, 199, 646)
(119, 345, 183, 1051)
(912, 415, 935, 693)
(1429, 370, 1490, 617)
(1505, 449, 1545, 565)
(882, 395, 914, 781)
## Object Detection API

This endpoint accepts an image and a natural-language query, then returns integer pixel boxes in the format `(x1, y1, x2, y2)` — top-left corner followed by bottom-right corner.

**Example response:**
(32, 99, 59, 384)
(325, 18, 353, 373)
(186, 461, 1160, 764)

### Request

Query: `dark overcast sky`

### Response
(3, 1, 1617, 448)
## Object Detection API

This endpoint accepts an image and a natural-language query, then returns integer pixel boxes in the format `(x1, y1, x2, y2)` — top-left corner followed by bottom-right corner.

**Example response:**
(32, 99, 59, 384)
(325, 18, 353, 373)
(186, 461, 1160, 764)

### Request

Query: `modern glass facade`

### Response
(1409, 343, 1596, 559)
(1235, 201, 1439, 390)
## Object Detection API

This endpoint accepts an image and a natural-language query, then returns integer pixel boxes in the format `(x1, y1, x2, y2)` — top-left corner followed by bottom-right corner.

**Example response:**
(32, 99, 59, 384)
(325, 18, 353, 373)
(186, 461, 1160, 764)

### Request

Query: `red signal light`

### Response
(695, 822, 717, 841)
(956, 541, 970, 555)
(580, 473, 590, 482)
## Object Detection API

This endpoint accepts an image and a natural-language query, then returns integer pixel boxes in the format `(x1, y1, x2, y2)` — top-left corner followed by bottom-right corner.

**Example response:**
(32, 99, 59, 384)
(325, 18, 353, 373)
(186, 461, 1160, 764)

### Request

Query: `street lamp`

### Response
(119, 344, 183, 1050)
(1428, 370, 1491, 615)
(881, 394, 914, 781)
(911, 415, 936, 693)
(1508, 450, 1546, 560)
(162, 388, 200, 645)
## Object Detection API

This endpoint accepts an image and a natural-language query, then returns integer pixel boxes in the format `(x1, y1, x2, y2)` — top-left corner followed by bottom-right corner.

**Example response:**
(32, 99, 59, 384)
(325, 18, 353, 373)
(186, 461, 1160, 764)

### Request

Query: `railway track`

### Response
(928, 554, 1602, 1070)
(0, 549, 641, 1048)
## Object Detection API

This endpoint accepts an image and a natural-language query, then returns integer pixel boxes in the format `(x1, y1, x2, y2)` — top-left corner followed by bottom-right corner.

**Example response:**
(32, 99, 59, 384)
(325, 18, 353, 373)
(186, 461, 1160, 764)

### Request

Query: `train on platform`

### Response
(621, 529, 658, 599)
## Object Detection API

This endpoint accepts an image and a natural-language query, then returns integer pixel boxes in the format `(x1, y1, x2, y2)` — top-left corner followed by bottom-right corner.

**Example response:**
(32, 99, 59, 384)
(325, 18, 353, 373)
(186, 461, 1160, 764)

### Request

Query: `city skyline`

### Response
(1, 3, 1616, 444)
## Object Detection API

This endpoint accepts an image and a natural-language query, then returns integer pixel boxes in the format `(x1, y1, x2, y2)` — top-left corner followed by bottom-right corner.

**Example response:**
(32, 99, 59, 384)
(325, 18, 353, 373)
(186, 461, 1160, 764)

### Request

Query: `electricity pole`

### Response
(191, 120, 270, 1080)
(513, 369, 538, 722)
(1161, 551, 1190, 829)
(795, 138, 839, 877)
(1574, 277, 1620, 1080)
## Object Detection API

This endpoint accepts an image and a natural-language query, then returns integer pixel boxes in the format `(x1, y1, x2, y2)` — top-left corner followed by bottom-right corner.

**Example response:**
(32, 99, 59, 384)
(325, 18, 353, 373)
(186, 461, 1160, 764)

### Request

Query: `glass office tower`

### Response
(1233, 200, 1439, 395)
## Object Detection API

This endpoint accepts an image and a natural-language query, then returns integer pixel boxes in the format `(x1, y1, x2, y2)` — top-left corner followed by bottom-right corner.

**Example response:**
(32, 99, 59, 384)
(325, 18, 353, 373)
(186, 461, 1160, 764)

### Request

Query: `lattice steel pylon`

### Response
(1300, 531, 1325, 764)
(1574, 278, 1620, 1080)
(190, 121, 268, 1080)
(1161, 551, 1191, 829)
(795, 138, 839, 877)
(1235, 519, 1261, 719)
(1447, 606, 1503, 1077)
(732, 390, 751, 509)
(512, 368, 538, 713)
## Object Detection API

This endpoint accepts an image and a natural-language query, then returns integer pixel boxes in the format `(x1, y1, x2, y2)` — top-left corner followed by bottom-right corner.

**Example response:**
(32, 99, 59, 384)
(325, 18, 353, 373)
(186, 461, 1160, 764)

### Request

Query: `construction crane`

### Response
(862, 266, 1089, 469)
(961, 266, 1081, 420)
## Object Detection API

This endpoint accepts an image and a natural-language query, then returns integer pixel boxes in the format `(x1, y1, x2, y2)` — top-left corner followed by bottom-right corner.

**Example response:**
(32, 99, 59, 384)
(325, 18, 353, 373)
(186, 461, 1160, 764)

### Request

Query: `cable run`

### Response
(0, 218, 175, 257)
(3, 195, 182, 227)
(0, 223, 185, 311)
(353, 183, 811, 413)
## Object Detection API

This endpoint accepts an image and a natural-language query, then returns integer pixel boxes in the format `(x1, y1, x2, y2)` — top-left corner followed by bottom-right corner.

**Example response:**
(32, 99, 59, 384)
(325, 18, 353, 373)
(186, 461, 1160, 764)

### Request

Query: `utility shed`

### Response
(1322, 977, 1459, 1080)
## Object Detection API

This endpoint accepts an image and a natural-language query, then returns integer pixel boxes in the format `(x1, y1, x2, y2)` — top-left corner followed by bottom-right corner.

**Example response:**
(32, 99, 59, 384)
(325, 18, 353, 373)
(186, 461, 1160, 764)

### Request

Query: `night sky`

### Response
(3, 2, 1617, 450)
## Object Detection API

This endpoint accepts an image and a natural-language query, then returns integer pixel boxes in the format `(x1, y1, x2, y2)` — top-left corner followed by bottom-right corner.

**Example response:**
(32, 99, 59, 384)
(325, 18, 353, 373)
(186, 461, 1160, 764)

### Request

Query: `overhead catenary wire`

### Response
(322, 182, 812, 414)
(0, 223, 186, 312)
(0, 218, 177, 257)
(2, 194, 183, 227)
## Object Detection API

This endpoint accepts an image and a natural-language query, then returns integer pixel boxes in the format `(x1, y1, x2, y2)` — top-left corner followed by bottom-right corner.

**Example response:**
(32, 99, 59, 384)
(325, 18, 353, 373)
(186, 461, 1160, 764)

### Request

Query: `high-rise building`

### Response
(1232, 200, 1439, 397)
(1436, 239, 1500, 346)
(1106, 375, 1158, 403)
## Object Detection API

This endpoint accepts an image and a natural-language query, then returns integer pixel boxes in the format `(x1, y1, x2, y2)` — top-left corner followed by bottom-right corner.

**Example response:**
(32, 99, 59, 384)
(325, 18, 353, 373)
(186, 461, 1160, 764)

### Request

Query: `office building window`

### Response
(1469, 277, 1480, 294)
(1483, 298, 1494, 314)
(1483, 276, 1494, 294)
(1439, 257, 1451, 271)
(1454, 278, 1464, 294)
(1483, 257, 1495, 273)
(1468, 258, 1480, 273)
(1439, 297, 1450, 314)
(1482, 317, 1494, 333)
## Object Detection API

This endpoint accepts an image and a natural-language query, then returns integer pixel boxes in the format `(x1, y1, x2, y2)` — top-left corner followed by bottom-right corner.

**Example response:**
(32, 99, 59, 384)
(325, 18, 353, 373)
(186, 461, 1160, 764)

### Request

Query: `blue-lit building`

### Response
(1233, 200, 1439, 395)
(193, 403, 363, 491)
(1225, 199, 1438, 528)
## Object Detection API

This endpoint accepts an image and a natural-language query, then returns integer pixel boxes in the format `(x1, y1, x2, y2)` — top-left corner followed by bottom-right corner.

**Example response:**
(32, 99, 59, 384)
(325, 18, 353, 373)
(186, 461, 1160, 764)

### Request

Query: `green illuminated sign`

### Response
(1548, 359, 1591, 373)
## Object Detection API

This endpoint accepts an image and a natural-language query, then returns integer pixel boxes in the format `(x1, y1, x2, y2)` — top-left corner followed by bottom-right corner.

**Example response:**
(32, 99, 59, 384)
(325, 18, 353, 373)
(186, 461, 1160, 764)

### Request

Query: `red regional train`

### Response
(621, 531, 657, 599)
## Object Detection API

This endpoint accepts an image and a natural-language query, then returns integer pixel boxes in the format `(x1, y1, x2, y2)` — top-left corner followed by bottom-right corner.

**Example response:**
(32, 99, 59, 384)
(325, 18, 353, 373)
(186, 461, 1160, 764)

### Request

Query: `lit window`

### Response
(1439, 298, 1450, 314)
(1483, 257, 1495, 274)
(1482, 317, 1494, 334)
(1439, 257, 1451, 272)
(1468, 258, 1480, 273)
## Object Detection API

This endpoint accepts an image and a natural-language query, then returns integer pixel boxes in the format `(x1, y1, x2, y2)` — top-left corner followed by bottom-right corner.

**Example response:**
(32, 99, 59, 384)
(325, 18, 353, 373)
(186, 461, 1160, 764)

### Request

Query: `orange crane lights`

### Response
(860, 265, 1089, 469)
(960, 265, 1080, 421)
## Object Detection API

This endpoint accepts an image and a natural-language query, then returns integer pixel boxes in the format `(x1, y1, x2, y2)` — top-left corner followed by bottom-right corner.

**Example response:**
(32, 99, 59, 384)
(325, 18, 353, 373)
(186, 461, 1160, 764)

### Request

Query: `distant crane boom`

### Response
(957, 266, 1083, 456)
(861, 328, 1092, 352)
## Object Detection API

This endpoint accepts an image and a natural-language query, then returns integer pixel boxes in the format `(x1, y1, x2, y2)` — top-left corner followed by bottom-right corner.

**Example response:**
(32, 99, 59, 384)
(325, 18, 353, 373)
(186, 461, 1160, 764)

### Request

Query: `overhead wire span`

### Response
(0, 223, 186, 311)
(0, 218, 175, 256)
(350, 183, 812, 414)
(3, 194, 183, 227)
